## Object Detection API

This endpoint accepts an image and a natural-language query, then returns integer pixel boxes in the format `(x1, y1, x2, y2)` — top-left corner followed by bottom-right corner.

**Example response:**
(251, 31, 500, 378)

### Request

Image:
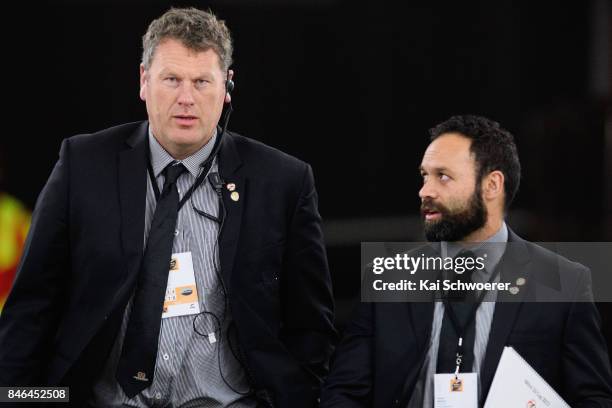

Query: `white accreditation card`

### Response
(162, 252, 200, 318)
(434, 373, 478, 408)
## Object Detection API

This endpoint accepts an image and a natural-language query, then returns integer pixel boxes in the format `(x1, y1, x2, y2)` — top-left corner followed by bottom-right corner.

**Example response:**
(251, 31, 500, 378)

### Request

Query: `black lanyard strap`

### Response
(441, 260, 503, 373)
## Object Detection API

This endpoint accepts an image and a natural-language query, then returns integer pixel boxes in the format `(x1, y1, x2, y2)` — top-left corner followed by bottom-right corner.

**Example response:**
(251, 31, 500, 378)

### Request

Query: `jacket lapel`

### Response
(409, 243, 440, 352)
(217, 131, 245, 287)
(409, 302, 435, 357)
(115, 121, 148, 306)
(480, 229, 531, 397)
(397, 244, 438, 404)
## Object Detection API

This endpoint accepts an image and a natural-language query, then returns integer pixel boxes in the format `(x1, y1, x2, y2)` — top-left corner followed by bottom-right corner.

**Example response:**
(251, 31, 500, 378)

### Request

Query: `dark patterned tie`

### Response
(117, 162, 186, 397)
(436, 250, 478, 373)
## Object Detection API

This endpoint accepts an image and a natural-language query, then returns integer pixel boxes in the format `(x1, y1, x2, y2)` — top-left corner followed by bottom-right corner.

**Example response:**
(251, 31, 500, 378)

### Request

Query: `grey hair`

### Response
(142, 7, 233, 72)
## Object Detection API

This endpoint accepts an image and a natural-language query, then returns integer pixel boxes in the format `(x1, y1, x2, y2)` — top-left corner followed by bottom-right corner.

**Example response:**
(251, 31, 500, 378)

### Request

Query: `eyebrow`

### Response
(157, 69, 214, 80)
(419, 166, 451, 173)
(156, 69, 179, 79)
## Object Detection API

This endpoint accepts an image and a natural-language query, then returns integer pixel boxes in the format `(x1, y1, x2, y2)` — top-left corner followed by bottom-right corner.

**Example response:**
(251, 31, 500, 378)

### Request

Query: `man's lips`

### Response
(421, 206, 443, 221)
(173, 115, 198, 125)
(422, 210, 441, 221)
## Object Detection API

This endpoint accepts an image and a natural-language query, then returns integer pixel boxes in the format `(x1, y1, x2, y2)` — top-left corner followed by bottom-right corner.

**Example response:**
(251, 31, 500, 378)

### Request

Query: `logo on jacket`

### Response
(133, 371, 149, 382)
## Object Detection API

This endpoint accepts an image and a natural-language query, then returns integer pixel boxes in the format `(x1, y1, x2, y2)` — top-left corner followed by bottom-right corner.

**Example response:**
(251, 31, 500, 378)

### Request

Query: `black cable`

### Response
(188, 101, 256, 397)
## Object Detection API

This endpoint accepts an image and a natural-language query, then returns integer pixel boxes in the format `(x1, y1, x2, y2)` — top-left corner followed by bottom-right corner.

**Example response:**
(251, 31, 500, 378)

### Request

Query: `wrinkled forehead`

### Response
(149, 39, 224, 74)
(421, 133, 477, 174)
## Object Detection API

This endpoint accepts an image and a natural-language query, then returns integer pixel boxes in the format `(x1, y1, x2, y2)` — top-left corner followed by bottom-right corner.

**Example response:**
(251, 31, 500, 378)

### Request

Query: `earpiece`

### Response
(225, 78, 234, 94)
(222, 71, 234, 123)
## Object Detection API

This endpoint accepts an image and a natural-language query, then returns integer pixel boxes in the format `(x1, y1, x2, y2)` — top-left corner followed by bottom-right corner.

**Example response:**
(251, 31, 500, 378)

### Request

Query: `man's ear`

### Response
(139, 64, 147, 101)
(482, 170, 505, 203)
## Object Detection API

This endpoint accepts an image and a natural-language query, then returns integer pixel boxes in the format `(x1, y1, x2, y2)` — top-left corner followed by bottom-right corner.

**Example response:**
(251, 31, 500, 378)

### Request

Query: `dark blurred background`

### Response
(1, 0, 611, 348)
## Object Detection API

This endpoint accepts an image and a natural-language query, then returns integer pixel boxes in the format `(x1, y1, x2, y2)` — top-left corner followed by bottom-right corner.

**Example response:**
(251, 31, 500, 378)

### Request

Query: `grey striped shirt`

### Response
(408, 222, 508, 408)
(91, 129, 256, 408)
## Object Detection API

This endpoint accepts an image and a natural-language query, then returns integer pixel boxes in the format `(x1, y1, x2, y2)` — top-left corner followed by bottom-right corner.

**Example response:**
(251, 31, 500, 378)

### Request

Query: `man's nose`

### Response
(419, 180, 438, 200)
(177, 82, 196, 106)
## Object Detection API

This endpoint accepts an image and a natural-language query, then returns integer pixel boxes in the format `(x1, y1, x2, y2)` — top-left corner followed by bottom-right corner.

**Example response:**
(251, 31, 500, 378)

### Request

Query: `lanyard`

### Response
(441, 262, 502, 376)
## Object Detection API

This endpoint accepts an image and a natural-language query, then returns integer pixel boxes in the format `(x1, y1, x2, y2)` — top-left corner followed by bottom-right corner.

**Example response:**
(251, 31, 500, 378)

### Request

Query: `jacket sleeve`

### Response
(320, 301, 373, 408)
(0, 139, 71, 386)
(278, 163, 337, 402)
(564, 266, 612, 407)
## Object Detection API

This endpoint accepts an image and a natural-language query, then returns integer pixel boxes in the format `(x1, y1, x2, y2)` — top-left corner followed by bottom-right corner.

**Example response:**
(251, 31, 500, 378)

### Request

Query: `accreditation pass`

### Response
(162, 252, 200, 318)
(434, 373, 478, 408)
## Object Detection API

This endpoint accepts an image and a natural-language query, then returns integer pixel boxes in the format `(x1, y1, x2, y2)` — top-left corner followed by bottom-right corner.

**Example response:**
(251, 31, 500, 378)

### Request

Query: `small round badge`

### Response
(516, 277, 526, 286)
(227, 183, 236, 192)
(231, 191, 240, 201)
(509, 286, 520, 295)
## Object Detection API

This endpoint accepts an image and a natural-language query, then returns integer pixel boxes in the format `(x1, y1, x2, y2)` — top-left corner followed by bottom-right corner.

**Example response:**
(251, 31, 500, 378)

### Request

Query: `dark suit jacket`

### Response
(0, 121, 336, 407)
(321, 230, 612, 407)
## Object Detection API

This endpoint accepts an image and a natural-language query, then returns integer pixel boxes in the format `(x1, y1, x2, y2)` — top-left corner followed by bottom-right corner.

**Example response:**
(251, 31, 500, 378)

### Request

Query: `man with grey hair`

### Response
(0, 7, 336, 408)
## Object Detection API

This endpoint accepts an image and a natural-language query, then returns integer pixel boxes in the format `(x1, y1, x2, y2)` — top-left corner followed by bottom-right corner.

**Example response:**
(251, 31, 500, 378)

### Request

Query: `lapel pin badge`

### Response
(516, 277, 526, 286)
(227, 183, 236, 192)
(230, 191, 240, 202)
(509, 286, 520, 295)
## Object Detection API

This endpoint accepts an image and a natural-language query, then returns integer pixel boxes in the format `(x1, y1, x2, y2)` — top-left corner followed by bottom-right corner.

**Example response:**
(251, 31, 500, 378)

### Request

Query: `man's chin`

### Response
(168, 129, 211, 147)
(423, 219, 445, 242)
(423, 218, 466, 242)
(423, 216, 444, 229)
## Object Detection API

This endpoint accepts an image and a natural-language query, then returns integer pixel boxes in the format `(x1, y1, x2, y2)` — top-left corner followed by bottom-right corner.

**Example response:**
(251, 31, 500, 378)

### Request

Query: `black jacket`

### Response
(321, 230, 612, 407)
(0, 121, 336, 407)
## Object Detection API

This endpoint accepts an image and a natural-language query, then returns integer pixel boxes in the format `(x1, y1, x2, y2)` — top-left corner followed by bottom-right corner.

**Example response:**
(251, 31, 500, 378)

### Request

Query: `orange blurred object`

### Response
(0, 193, 30, 312)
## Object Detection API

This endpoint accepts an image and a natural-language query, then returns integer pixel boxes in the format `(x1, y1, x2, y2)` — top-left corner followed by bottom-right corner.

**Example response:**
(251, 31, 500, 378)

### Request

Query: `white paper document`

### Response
(484, 346, 570, 408)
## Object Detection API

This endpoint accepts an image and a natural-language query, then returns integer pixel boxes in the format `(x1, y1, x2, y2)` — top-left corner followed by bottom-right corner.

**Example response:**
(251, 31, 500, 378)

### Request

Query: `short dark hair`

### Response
(429, 115, 521, 209)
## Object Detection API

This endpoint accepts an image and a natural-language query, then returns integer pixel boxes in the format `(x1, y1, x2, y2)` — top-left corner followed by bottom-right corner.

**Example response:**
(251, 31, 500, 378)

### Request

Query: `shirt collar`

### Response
(442, 221, 509, 273)
(148, 126, 218, 178)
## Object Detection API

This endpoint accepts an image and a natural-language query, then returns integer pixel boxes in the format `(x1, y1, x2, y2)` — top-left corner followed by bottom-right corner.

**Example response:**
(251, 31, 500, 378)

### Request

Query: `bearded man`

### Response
(320, 115, 612, 408)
